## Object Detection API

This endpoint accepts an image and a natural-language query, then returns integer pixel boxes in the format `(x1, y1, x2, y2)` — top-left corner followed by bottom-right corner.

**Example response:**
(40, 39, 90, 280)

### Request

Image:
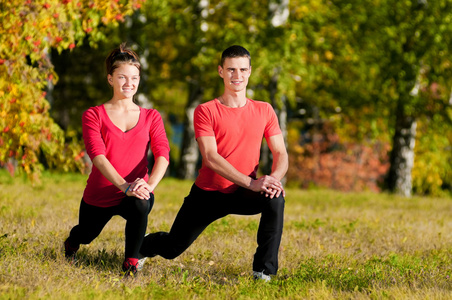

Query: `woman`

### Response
(64, 43, 170, 277)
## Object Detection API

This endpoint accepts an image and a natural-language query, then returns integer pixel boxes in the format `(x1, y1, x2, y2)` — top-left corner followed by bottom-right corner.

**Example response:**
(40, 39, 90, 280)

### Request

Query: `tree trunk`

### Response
(177, 81, 204, 179)
(269, 0, 289, 27)
(261, 0, 289, 182)
(276, 96, 288, 186)
(261, 67, 288, 184)
(386, 102, 417, 197)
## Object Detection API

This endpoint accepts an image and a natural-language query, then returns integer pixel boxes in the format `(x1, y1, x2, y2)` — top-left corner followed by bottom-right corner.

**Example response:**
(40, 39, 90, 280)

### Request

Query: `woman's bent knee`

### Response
(134, 198, 153, 215)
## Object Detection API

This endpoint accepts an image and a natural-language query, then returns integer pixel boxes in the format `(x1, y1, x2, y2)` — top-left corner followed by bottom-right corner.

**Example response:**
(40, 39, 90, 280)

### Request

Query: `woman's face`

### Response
(108, 63, 140, 100)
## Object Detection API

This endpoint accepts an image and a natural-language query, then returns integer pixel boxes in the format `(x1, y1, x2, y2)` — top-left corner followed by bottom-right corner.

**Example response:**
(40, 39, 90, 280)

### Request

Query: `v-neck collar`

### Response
(101, 104, 144, 139)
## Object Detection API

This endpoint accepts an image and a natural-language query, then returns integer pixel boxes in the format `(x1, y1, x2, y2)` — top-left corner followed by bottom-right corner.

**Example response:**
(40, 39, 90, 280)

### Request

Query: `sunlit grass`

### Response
(1, 170, 452, 299)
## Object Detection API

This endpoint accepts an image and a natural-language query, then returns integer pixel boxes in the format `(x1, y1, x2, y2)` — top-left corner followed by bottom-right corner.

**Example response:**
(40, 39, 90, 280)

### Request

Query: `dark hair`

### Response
(220, 45, 251, 67)
(105, 43, 141, 75)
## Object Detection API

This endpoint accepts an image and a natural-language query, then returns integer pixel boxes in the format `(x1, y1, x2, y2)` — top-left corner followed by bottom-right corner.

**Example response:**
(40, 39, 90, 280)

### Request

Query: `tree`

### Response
(123, 0, 217, 179)
(337, 0, 452, 196)
(131, 0, 284, 179)
(49, 0, 299, 180)
(0, 0, 143, 180)
(288, 0, 452, 196)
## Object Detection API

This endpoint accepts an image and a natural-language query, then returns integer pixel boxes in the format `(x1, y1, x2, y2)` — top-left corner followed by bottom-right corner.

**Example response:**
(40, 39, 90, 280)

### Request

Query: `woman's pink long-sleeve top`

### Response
(82, 105, 170, 207)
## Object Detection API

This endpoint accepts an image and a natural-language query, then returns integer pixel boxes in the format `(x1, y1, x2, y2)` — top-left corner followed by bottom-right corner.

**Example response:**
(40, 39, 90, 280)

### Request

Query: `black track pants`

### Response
(67, 195, 153, 259)
(140, 184, 284, 275)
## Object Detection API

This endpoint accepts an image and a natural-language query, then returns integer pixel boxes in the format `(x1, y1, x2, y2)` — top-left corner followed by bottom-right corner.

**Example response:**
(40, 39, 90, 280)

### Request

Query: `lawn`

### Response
(1, 171, 452, 299)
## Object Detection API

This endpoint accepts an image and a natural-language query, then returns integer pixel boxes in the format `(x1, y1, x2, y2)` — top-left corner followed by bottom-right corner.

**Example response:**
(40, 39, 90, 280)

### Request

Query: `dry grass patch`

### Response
(1, 171, 452, 299)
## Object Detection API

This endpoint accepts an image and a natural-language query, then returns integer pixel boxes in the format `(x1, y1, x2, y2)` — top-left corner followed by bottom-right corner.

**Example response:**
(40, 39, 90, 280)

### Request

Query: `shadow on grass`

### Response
(51, 245, 124, 273)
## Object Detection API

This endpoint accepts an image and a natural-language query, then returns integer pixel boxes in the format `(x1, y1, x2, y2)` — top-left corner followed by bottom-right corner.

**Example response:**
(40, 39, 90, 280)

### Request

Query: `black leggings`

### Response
(67, 195, 153, 259)
(140, 184, 284, 275)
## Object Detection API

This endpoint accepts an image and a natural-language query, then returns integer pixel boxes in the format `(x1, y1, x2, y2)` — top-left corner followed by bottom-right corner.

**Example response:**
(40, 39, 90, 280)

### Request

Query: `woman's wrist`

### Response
(124, 185, 131, 194)
(121, 182, 131, 194)
(146, 180, 158, 192)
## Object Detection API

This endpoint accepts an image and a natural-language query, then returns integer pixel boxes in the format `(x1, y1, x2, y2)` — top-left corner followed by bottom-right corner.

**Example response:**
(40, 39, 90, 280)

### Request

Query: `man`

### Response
(140, 45, 288, 281)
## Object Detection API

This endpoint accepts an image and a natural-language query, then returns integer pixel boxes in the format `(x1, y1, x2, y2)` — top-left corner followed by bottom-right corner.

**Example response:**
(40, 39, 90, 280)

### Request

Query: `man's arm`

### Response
(265, 133, 289, 197)
(197, 136, 285, 197)
(266, 134, 288, 181)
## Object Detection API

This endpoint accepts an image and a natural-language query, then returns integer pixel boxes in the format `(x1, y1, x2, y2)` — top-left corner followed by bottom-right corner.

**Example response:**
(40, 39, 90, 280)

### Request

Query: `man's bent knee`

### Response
(269, 195, 285, 210)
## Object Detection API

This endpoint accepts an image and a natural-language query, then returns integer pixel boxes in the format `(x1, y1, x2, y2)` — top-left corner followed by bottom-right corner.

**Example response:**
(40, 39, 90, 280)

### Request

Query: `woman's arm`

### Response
(92, 155, 150, 200)
(130, 156, 169, 193)
(147, 156, 169, 190)
(130, 110, 170, 194)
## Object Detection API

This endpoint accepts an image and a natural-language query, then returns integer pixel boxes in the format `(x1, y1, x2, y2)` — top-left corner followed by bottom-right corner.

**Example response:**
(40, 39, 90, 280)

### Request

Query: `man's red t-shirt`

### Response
(194, 98, 282, 193)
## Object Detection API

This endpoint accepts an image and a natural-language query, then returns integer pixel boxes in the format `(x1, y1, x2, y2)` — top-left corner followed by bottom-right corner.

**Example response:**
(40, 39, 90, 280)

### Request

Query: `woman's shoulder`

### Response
(82, 105, 106, 124)
(83, 104, 103, 115)
(141, 107, 164, 122)
(141, 106, 160, 115)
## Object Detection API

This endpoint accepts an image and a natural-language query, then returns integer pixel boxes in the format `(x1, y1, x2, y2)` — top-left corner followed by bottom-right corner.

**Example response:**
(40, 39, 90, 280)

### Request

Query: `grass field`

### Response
(1, 171, 452, 299)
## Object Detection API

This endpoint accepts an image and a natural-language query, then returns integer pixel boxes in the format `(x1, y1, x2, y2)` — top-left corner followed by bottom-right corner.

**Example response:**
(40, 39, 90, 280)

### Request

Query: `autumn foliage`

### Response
(287, 122, 390, 192)
(0, 0, 143, 180)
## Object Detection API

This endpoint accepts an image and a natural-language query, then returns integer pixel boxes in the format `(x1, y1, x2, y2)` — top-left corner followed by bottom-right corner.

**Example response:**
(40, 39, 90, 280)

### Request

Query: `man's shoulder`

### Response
(198, 99, 217, 108)
(250, 98, 271, 104)
(195, 99, 218, 115)
(247, 99, 273, 111)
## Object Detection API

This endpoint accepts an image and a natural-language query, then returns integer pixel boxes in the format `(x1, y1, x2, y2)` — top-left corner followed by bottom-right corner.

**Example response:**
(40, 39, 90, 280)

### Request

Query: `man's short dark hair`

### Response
(220, 45, 251, 67)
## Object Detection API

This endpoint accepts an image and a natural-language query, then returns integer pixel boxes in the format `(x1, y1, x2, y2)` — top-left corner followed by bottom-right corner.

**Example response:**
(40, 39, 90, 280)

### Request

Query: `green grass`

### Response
(1, 170, 452, 299)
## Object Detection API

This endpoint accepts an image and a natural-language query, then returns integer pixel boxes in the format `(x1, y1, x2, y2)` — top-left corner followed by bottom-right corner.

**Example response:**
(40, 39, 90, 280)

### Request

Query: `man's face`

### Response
(218, 57, 251, 93)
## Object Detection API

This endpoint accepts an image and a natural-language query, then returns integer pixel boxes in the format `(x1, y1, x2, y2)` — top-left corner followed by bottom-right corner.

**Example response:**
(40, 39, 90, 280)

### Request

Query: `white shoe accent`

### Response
(137, 254, 147, 271)
(253, 271, 271, 282)
(137, 233, 149, 271)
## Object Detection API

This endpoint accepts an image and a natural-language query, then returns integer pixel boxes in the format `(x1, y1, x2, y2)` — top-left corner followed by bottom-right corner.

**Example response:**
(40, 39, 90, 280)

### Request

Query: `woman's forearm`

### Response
(92, 155, 129, 192)
(147, 156, 169, 191)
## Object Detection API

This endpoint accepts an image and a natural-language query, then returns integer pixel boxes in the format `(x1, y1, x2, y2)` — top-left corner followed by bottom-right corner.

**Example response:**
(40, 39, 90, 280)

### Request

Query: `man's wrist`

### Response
(247, 177, 254, 189)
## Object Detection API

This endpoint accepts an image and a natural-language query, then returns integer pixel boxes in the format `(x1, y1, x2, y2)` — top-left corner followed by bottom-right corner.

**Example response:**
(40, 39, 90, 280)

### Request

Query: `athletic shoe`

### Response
(137, 233, 150, 271)
(122, 259, 138, 278)
(64, 239, 79, 263)
(137, 253, 147, 271)
(253, 271, 271, 282)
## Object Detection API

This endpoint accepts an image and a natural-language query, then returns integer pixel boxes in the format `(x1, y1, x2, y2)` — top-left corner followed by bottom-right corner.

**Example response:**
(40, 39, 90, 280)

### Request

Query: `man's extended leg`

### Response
(140, 184, 284, 276)
(140, 184, 226, 259)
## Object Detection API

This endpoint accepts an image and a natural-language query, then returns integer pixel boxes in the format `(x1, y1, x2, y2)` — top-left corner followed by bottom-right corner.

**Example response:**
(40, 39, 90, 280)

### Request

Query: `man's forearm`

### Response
(204, 153, 253, 188)
(270, 151, 289, 181)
